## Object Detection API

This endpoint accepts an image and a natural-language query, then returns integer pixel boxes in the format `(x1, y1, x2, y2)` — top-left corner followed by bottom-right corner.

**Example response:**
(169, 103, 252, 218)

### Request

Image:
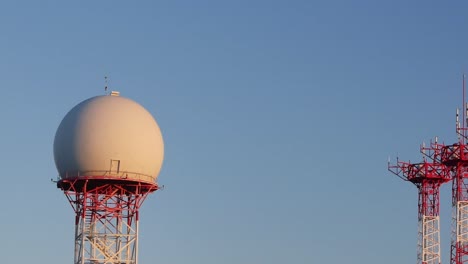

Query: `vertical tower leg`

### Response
(75, 215, 84, 264)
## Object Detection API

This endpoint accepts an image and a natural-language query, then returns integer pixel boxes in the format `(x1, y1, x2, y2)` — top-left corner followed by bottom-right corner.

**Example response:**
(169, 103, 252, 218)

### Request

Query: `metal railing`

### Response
(58, 170, 156, 183)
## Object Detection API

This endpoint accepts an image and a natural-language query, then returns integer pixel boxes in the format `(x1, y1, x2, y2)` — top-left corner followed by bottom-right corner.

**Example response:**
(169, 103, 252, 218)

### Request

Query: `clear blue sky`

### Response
(0, 1, 467, 263)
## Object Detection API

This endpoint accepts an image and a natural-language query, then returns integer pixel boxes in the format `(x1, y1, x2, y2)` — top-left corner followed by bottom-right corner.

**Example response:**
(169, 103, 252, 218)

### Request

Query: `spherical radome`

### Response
(53, 94, 164, 183)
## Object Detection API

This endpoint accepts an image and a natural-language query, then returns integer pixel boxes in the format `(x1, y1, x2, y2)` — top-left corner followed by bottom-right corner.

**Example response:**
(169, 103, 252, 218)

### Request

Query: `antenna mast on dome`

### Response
(104, 76, 109, 95)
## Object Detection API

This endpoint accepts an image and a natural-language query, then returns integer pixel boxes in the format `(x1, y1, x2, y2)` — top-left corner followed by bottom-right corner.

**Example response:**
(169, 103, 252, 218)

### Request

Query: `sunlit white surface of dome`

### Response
(53, 93, 164, 183)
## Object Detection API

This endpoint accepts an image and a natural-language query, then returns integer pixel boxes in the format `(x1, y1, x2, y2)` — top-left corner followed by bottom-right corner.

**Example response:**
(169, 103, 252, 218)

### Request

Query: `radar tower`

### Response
(54, 93, 164, 264)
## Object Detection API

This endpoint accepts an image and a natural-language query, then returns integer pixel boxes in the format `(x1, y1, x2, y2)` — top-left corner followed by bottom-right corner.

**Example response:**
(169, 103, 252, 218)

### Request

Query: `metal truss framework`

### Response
(389, 158, 450, 264)
(57, 178, 158, 264)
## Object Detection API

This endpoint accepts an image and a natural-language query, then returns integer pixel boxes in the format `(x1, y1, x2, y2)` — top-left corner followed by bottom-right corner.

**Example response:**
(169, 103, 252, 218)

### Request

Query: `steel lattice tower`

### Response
(57, 178, 158, 264)
(388, 154, 450, 264)
(440, 102, 468, 264)
(426, 76, 468, 264)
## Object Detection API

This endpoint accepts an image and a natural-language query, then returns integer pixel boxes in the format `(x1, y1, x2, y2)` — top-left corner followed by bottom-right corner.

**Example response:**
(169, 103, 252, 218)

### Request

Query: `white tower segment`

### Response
(54, 92, 164, 264)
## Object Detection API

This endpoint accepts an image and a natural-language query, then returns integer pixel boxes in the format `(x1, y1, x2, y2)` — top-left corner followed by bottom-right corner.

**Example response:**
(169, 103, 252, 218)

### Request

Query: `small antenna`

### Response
(104, 76, 108, 95)
(421, 141, 427, 161)
(465, 102, 468, 131)
(457, 108, 461, 141)
(463, 74, 466, 142)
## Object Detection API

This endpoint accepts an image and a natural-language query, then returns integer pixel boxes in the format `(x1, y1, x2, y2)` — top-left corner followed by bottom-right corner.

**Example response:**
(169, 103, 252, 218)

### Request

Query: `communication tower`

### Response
(420, 75, 468, 264)
(53, 92, 164, 264)
(441, 76, 468, 264)
(388, 147, 450, 264)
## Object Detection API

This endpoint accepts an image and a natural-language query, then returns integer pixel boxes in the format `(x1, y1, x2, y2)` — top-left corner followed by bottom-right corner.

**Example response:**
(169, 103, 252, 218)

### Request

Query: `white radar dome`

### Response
(53, 93, 164, 183)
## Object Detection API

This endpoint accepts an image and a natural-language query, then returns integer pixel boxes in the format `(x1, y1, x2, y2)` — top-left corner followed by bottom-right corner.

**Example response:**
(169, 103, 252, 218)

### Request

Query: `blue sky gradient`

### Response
(1, 1, 468, 263)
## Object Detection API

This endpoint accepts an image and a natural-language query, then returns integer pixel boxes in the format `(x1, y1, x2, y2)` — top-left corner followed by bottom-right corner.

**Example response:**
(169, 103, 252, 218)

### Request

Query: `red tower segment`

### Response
(388, 158, 450, 264)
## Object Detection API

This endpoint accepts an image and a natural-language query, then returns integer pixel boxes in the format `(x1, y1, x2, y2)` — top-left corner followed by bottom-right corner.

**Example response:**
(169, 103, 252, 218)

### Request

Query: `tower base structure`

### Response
(58, 177, 158, 264)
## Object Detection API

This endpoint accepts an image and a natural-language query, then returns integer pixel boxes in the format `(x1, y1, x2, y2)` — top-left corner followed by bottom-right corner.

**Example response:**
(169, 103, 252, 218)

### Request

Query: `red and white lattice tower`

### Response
(388, 151, 450, 264)
(439, 75, 468, 264)
(53, 92, 164, 264)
